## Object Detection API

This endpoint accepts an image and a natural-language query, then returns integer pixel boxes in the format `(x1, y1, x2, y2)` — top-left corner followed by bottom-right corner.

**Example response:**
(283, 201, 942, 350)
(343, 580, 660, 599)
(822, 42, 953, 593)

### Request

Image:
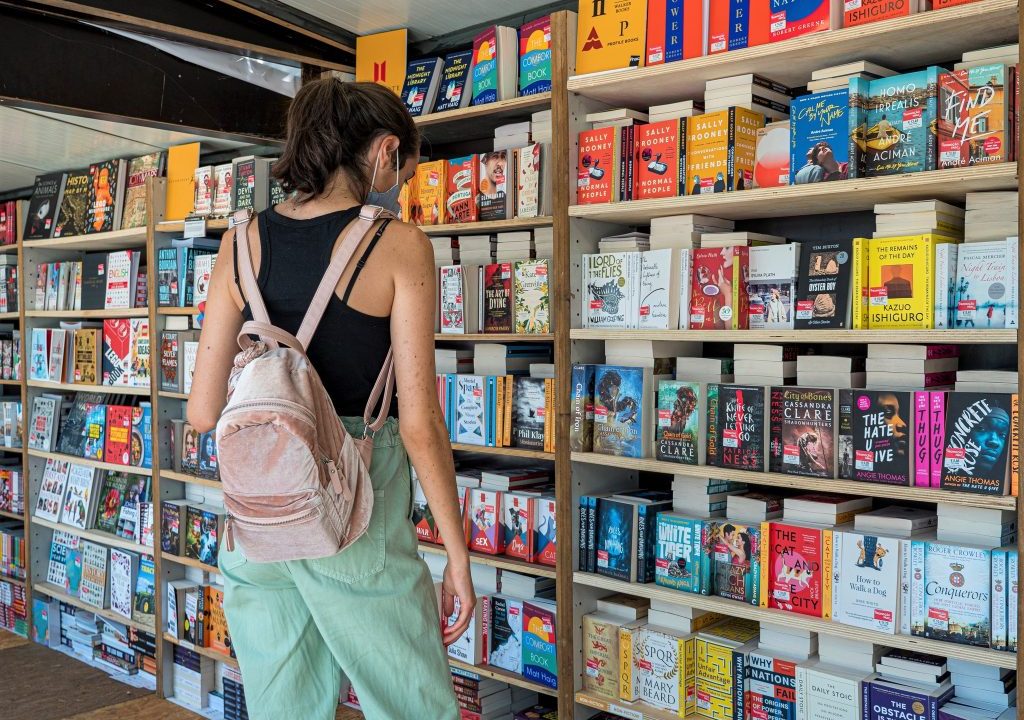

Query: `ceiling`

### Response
(273, 0, 558, 40)
(0, 106, 250, 195)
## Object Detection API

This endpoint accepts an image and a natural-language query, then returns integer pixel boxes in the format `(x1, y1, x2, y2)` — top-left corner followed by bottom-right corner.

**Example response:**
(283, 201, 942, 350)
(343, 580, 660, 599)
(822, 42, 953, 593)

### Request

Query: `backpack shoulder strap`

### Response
(232, 209, 269, 325)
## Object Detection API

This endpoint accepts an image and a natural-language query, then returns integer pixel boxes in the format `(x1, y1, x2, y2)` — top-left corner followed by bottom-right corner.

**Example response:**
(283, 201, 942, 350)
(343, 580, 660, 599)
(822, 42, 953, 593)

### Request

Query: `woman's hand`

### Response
(440, 556, 477, 647)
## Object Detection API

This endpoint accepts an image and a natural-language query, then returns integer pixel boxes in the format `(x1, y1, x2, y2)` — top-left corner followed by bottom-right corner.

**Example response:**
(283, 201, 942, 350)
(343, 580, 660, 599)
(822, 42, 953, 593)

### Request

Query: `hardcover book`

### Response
(132, 554, 155, 624)
(796, 663, 866, 720)
(654, 513, 712, 594)
(938, 64, 1009, 169)
(60, 464, 97, 531)
(844, 0, 916, 26)
(83, 402, 106, 460)
(512, 376, 546, 450)
(577, 127, 617, 204)
(24, 172, 68, 239)
(582, 612, 622, 699)
(86, 159, 124, 233)
(793, 238, 854, 329)
(93, 471, 132, 534)
(708, 384, 766, 471)
(45, 531, 80, 589)
(711, 521, 762, 604)
(121, 153, 163, 229)
(445, 155, 478, 224)
(108, 548, 138, 620)
(636, 628, 697, 715)
(35, 457, 70, 523)
(73, 328, 99, 385)
(655, 380, 704, 464)
(478, 149, 509, 221)
(866, 234, 953, 330)
(831, 531, 901, 634)
(863, 678, 955, 720)
(839, 389, 913, 485)
(593, 365, 648, 458)
(791, 89, 851, 184)
(482, 263, 513, 333)
(747, 243, 799, 329)
(518, 16, 552, 96)
(104, 405, 132, 466)
(919, 542, 992, 647)
(647, 0, 704, 62)
(747, 649, 803, 720)
(79, 540, 108, 608)
(940, 392, 1014, 495)
(768, 387, 835, 478)
(53, 169, 90, 238)
(102, 318, 133, 386)
(432, 50, 473, 113)
(513, 259, 550, 333)
(761, 522, 831, 618)
(596, 497, 642, 582)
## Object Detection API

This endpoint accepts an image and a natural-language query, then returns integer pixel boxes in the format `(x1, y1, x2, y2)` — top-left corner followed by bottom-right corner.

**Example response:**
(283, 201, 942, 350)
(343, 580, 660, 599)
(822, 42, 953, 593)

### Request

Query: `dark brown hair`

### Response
(272, 78, 419, 201)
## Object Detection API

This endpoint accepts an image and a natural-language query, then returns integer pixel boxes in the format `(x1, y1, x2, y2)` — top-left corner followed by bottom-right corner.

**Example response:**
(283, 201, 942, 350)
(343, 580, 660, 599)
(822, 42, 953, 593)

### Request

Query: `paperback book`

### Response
(940, 392, 1014, 495)
(761, 522, 832, 618)
(747, 243, 799, 329)
(583, 252, 641, 329)
(919, 541, 992, 647)
(839, 389, 914, 486)
(831, 530, 901, 634)
(791, 89, 851, 184)
(513, 259, 550, 334)
(793, 238, 854, 329)
(708, 384, 766, 471)
(937, 64, 1010, 168)
(593, 365, 648, 459)
(655, 380, 704, 464)
(711, 521, 762, 605)
(654, 513, 712, 594)
(768, 387, 835, 478)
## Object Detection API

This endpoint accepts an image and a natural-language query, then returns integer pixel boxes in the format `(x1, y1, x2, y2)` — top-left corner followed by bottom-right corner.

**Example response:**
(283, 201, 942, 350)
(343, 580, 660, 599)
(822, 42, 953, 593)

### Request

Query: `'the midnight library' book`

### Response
(768, 387, 835, 478)
(940, 392, 1014, 495)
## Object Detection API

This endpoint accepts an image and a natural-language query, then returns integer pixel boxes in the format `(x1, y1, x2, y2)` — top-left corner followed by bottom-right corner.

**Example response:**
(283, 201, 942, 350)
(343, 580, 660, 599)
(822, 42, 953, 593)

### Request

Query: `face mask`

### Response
(366, 148, 402, 214)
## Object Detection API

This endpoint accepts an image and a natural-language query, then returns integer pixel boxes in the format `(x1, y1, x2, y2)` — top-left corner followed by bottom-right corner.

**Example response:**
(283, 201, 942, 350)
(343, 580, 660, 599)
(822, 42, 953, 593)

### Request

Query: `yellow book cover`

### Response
(866, 233, 954, 329)
(416, 161, 448, 226)
(164, 143, 200, 221)
(685, 110, 730, 196)
(852, 238, 869, 330)
(504, 374, 513, 447)
(728, 107, 765, 191)
(575, 0, 647, 75)
(759, 521, 770, 607)
(73, 328, 98, 385)
(495, 375, 505, 448)
(619, 620, 636, 701)
(583, 613, 621, 700)
(822, 528, 834, 620)
(543, 378, 553, 453)
(696, 685, 734, 720)
(355, 29, 408, 96)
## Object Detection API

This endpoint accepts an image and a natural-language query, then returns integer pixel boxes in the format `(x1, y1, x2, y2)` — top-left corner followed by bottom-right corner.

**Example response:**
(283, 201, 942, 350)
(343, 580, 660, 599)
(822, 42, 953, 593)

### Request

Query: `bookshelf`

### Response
(414, 92, 553, 144)
(420, 216, 554, 236)
(571, 328, 1018, 344)
(418, 541, 558, 579)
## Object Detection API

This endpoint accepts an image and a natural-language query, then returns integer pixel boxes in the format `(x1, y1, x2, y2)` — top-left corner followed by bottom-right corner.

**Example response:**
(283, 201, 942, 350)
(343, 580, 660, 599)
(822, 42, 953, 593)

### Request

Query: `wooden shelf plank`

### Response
(0, 312, 19, 321)
(414, 93, 551, 144)
(576, 691, 683, 720)
(160, 470, 220, 488)
(163, 632, 238, 667)
(573, 572, 1017, 669)
(418, 542, 557, 579)
(28, 380, 151, 396)
(155, 219, 230, 233)
(23, 228, 148, 251)
(436, 333, 554, 343)
(420, 216, 554, 236)
(35, 581, 156, 633)
(451, 443, 555, 460)
(570, 328, 1018, 344)
(156, 307, 197, 316)
(158, 391, 190, 400)
(0, 574, 26, 588)
(568, 164, 1017, 223)
(26, 308, 148, 318)
(447, 657, 555, 695)
(161, 551, 219, 575)
(0, 378, 21, 386)
(32, 517, 153, 555)
(0, 509, 24, 521)
(27, 449, 153, 477)
(567, 0, 1018, 107)
(571, 452, 1017, 510)
(0, 244, 19, 254)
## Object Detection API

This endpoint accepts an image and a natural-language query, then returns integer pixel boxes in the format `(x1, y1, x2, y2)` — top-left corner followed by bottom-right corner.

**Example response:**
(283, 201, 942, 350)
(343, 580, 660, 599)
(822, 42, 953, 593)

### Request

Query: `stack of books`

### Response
(818, 635, 884, 674)
(955, 369, 1018, 392)
(604, 339, 696, 370)
(495, 232, 534, 262)
(865, 344, 958, 391)
(473, 344, 551, 376)
(783, 493, 872, 526)
(955, 43, 1020, 70)
(222, 665, 248, 720)
(648, 99, 704, 121)
(533, 227, 554, 259)
(732, 344, 799, 385)
(703, 74, 791, 121)
(944, 658, 1017, 719)
(863, 663, 954, 720)
(530, 109, 552, 144)
(493, 121, 531, 152)
(758, 621, 817, 661)
(700, 231, 786, 248)
(650, 214, 734, 250)
(435, 348, 473, 375)
(854, 505, 938, 538)
(726, 491, 783, 524)
(965, 192, 1018, 242)
(676, 357, 733, 383)
(936, 504, 1016, 547)
(646, 597, 722, 634)
(672, 476, 747, 517)
(173, 645, 215, 710)
(430, 236, 458, 266)
(457, 235, 495, 265)
(806, 60, 895, 93)
(796, 354, 865, 388)
(874, 649, 950, 689)
(585, 107, 648, 130)
(873, 200, 965, 239)
(598, 231, 649, 253)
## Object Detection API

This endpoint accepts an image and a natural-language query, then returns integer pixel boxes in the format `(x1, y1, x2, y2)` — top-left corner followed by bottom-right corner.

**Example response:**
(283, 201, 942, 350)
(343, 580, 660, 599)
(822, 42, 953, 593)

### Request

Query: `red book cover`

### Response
(767, 0, 833, 42)
(844, 0, 914, 27)
(465, 488, 503, 555)
(689, 247, 736, 330)
(635, 119, 683, 199)
(933, 0, 980, 6)
(707, 0, 730, 54)
(763, 522, 830, 618)
(102, 318, 132, 386)
(483, 263, 514, 333)
(577, 128, 616, 204)
(732, 245, 750, 330)
(104, 405, 133, 466)
(446, 155, 479, 223)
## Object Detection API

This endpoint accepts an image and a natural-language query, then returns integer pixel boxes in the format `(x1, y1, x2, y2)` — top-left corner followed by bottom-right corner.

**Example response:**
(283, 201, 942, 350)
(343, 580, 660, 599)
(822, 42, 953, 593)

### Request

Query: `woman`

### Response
(187, 79, 471, 720)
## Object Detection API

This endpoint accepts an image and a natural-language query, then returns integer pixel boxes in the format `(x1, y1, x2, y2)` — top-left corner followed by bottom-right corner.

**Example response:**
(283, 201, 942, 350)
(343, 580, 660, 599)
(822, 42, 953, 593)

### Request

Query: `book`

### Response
(415, 160, 447, 225)
(839, 389, 913, 485)
(35, 458, 70, 523)
(27, 394, 60, 452)
(482, 263, 513, 334)
(93, 472, 132, 535)
(513, 259, 550, 333)
(204, 585, 229, 655)
(73, 329, 99, 385)
(708, 384, 766, 471)
(654, 513, 712, 594)
(844, 0, 918, 26)
(108, 548, 137, 620)
(518, 16, 552, 96)
(768, 387, 835, 478)
(635, 119, 684, 199)
(24, 172, 68, 239)
(831, 531, 901, 634)
(577, 127, 617, 204)
(647, 0, 704, 63)
(582, 612, 624, 699)
(83, 403, 106, 460)
(711, 522, 762, 604)
(466, 488, 502, 555)
(689, 247, 739, 329)
(161, 500, 186, 555)
(400, 57, 443, 117)
(938, 64, 1010, 169)
(575, 0, 647, 75)
(863, 677, 955, 720)
(761, 522, 832, 618)
(570, 364, 596, 453)
(593, 365, 651, 458)
(184, 504, 222, 567)
(53, 169, 91, 237)
(954, 239, 1018, 329)
(583, 252, 640, 329)
(354, 28, 407, 95)
(60, 464, 97, 531)
(791, 89, 851, 183)
(132, 554, 155, 624)
(512, 376, 546, 450)
(918, 541, 992, 647)
(637, 627, 696, 715)
(516, 143, 550, 219)
(104, 405, 132, 466)
(445, 155, 478, 224)
(793, 238, 854, 329)
(432, 50, 473, 113)
(164, 143, 200, 221)
(747, 648, 804, 720)
(102, 318, 133, 386)
(79, 540, 108, 608)
(455, 375, 487, 446)
(686, 108, 764, 194)
(478, 150, 509, 221)
(130, 404, 153, 469)
(522, 600, 557, 689)
(747, 243, 799, 329)
(655, 380, 704, 464)
(940, 392, 1014, 494)
(866, 234, 953, 329)
(193, 165, 213, 216)
(86, 159, 125, 233)
(470, 26, 516, 106)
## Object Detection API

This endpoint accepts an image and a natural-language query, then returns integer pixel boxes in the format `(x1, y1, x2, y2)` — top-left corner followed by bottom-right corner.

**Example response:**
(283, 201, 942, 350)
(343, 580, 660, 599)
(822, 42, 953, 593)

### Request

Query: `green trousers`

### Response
(219, 418, 460, 720)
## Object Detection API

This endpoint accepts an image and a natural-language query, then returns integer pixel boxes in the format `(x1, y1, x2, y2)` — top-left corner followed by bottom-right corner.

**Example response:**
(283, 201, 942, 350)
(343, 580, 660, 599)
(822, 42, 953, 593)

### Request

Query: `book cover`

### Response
(185, 505, 221, 566)
(24, 172, 67, 239)
(73, 328, 98, 385)
(767, 0, 834, 42)
(686, 110, 730, 195)
(471, 26, 500, 106)
(445, 155, 478, 224)
(797, 664, 864, 720)
(164, 143, 200, 221)
(104, 405, 132, 466)
(193, 165, 213, 216)
(535, 495, 557, 567)
(639, 248, 680, 329)
(35, 458, 70, 523)
(854, 68, 941, 177)
(211, 162, 232, 216)
(863, 679, 955, 720)
(656, 380, 703, 464)
(27, 395, 57, 452)
(954, 239, 1016, 329)
(940, 392, 1013, 495)
(729, 107, 765, 191)
(597, 497, 638, 581)
(584, 252, 640, 329)
(938, 64, 1009, 169)
(502, 492, 534, 561)
(93, 471, 131, 535)
(83, 403, 106, 461)
(768, 387, 834, 478)
(711, 522, 762, 604)
(514, 259, 550, 333)
(582, 613, 621, 699)
(647, 0, 704, 63)
(516, 143, 545, 219)
(415, 160, 447, 225)
(867, 234, 950, 329)
(844, 0, 915, 26)
(86, 160, 124, 233)
(231, 156, 257, 212)
(791, 89, 851, 183)
(762, 522, 831, 617)
(455, 374, 487, 446)
(575, 0, 647, 75)
(747, 649, 802, 720)
(577, 127, 617, 204)
(439, 265, 466, 334)
(489, 595, 523, 673)
(920, 542, 991, 646)
(433, 50, 473, 113)
(689, 247, 738, 329)
(204, 585, 229, 655)
(400, 57, 441, 117)
(355, 28, 407, 95)
(467, 488, 502, 554)
(635, 119, 684, 199)
(832, 531, 900, 634)
(637, 628, 696, 715)
(159, 332, 180, 392)
(571, 364, 596, 453)
(593, 365, 647, 458)
(655, 513, 712, 594)
(79, 540, 108, 608)
(482, 263, 513, 333)
(102, 318, 132, 386)
(478, 150, 508, 221)
(842, 389, 913, 485)
(522, 600, 557, 689)
(120, 153, 163, 229)
(747, 243, 799, 329)
(512, 376, 546, 450)
(60, 464, 96, 530)
(53, 169, 90, 237)
(132, 554, 155, 624)
(108, 548, 137, 620)
(709, 384, 765, 471)
(793, 238, 854, 329)
(518, 16, 552, 96)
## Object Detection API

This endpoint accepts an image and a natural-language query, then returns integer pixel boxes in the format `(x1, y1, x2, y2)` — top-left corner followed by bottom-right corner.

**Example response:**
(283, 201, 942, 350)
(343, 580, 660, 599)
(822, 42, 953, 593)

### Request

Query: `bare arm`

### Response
(187, 229, 244, 433)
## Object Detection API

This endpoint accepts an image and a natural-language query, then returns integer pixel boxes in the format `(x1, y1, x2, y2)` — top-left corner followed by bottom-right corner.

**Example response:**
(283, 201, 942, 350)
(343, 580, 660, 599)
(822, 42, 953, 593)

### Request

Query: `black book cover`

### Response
(793, 238, 854, 329)
(713, 385, 766, 471)
(941, 392, 1014, 495)
(80, 252, 108, 311)
(433, 50, 473, 113)
(488, 596, 518, 668)
(53, 169, 91, 238)
(56, 392, 106, 457)
(849, 389, 913, 486)
(768, 387, 835, 477)
(232, 157, 257, 211)
(512, 376, 546, 450)
(25, 172, 67, 240)
(837, 389, 854, 479)
(86, 160, 123, 234)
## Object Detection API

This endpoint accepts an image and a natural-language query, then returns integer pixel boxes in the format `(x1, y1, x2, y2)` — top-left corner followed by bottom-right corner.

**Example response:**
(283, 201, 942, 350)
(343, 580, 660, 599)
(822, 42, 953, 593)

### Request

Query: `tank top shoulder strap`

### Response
(341, 218, 392, 305)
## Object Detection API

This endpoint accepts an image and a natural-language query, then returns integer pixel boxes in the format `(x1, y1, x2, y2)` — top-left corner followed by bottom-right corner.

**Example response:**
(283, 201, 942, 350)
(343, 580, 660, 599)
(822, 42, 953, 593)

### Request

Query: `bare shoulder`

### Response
(378, 219, 433, 275)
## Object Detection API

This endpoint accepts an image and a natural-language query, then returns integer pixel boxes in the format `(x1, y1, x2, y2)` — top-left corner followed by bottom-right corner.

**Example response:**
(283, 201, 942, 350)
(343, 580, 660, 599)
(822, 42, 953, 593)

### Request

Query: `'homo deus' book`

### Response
(707, 384, 766, 471)
(839, 389, 914, 486)
(831, 530, 901, 634)
(768, 387, 835, 478)
(575, 0, 647, 75)
(938, 64, 1009, 169)
(940, 392, 1014, 495)
(918, 542, 992, 647)
(760, 522, 832, 618)
(866, 234, 954, 329)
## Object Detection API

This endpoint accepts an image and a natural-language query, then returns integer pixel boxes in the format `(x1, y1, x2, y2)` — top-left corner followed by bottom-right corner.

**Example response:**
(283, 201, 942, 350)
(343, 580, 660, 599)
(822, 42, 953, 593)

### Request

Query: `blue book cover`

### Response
(518, 16, 552, 96)
(455, 375, 486, 446)
(652, 0, 685, 63)
(586, 495, 599, 573)
(596, 497, 637, 582)
(578, 495, 589, 572)
(790, 89, 851, 184)
(131, 403, 152, 469)
(922, 542, 992, 647)
(654, 513, 712, 594)
(446, 374, 457, 442)
(64, 548, 83, 594)
(636, 500, 673, 584)
(486, 375, 497, 447)
(593, 365, 647, 458)
(729, 0, 751, 50)
(433, 50, 473, 113)
(863, 677, 954, 720)
(400, 57, 441, 117)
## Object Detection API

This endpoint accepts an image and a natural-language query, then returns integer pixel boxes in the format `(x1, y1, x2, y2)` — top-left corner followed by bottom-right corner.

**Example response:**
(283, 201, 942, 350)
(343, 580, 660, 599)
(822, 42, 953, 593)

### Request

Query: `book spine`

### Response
(821, 528, 833, 619)
(1013, 394, 1019, 498)
(899, 538, 911, 635)
(1009, 550, 1019, 651)
(618, 126, 630, 202)
(848, 77, 867, 179)
(914, 392, 930, 487)
(678, 118, 688, 196)
(861, 681, 870, 720)
(933, 242, 951, 329)
(728, 0, 750, 50)
(758, 522, 770, 608)
(503, 374, 513, 448)
(992, 548, 1008, 651)
(925, 69, 938, 171)
(587, 496, 598, 573)
(831, 532, 842, 622)
(487, 376, 497, 447)
(619, 624, 633, 701)
(727, 107, 738, 190)
(732, 646, 745, 720)
(929, 391, 945, 488)
(495, 375, 504, 448)
(1006, 237, 1018, 329)
(700, 521, 712, 595)
(852, 238, 867, 329)
(679, 249, 692, 329)
(910, 539, 925, 636)
(636, 505, 648, 584)
(578, 496, 589, 572)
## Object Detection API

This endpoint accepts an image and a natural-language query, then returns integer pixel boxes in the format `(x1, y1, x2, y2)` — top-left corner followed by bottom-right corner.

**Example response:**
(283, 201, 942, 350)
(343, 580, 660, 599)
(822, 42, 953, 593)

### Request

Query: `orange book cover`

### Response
(844, 0, 914, 27)
(729, 106, 765, 191)
(685, 110, 730, 195)
(401, 171, 421, 224)
(635, 119, 684, 199)
(577, 128, 618, 204)
(164, 143, 200, 221)
(203, 584, 231, 656)
(355, 29, 408, 96)
(446, 155, 479, 224)
(933, 0, 978, 7)
(576, 0, 648, 75)
(416, 161, 448, 225)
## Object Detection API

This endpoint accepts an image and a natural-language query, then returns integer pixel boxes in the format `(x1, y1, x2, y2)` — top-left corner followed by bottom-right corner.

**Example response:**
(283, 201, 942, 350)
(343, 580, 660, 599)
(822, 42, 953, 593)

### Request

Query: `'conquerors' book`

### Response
(839, 389, 914, 485)
(768, 387, 835, 478)
(918, 541, 992, 647)
(708, 384, 766, 471)
(793, 238, 854, 328)
(831, 530, 901, 634)
(940, 392, 1014, 495)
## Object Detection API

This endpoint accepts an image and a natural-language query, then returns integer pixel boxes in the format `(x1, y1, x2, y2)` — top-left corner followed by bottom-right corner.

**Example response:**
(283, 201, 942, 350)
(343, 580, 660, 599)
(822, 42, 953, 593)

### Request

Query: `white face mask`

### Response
(366, 148, 402, 214)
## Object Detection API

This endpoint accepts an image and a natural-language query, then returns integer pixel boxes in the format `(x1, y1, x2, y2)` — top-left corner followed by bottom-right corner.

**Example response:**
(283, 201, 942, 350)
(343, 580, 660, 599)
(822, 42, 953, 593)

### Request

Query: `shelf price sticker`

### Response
(723, 428, 740, 448)
(795, 300, 814, 320)
(657, 409, 672, 428)
(944, 446, 966, 471)
(783, 444, 801, 465)
(183, 218, 207, 239)
(855, 449, 874, 472)
(869, 287, 888, 306)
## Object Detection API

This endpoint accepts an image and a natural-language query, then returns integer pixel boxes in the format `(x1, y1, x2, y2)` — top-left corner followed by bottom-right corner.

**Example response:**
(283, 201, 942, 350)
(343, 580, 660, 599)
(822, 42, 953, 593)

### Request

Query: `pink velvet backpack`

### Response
(215, 206, 394, 562)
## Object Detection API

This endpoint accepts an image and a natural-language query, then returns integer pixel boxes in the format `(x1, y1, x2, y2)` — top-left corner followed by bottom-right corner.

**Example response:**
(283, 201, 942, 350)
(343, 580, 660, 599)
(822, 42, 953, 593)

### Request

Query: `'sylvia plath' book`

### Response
(747, 243, 800, 329)
(655, 380, 704, 464)
(940, 392, 1014, 495)
(793, 238, 854, 328)
(839, 389, 914, 485)
(768, 387, 835, 478)
(708, 384, 766, 471)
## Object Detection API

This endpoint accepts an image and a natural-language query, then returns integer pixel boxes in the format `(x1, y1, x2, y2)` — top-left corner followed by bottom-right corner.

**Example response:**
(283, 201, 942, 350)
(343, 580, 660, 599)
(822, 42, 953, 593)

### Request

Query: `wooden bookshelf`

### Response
(570, 328, 1018, 344)
(158, 391, 190, 400)
(163, 632, 238, 667)
(156, 307, 196, 316)
(155, 219, 230, 234)
(160, 552, 219, 575)
(0, 575, 26, 589)
(567, 0, 1017, 106)
(22, 227, 148, 252)
(160, 470, 220, 489)
(0, 378, 21, 387)
(450, 443, 554, 460)
(414, 92, 552, 144)
(35, 581, 157, 633)
(418, 542, 557, 579)
(0, 244, 18, 255)
(576, 691, 688, 720)
(435, 333, 554, 343)
(25, 308, 148, 318)
(27, 380, 151, 396)
(572, 453, 1017, 510)
(568, 163, 1017, 223)
(32, 517, 153, 555)
(27, 449, 153, 477)
(0, 312, 18, 321)
(574, 572, 1017, 670)
(0, 509, 23, 521)
(447, 657, 554, 695)
(420, 216, 554, 236)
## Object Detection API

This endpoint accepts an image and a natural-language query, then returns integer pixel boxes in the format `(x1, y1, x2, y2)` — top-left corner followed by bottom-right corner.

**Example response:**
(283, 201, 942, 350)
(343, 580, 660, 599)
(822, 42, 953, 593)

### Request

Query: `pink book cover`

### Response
(913, 392, 930, 488)
(921, 345, 959, 359)
(919, 370, 957, 388)
(929, 392, 946, 488)
(466, 488, 503, 555)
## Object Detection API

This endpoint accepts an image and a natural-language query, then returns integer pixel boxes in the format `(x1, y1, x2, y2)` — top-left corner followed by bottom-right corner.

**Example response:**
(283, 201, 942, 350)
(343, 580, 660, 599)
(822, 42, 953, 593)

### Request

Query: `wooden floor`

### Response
(0, 630, 364, 719)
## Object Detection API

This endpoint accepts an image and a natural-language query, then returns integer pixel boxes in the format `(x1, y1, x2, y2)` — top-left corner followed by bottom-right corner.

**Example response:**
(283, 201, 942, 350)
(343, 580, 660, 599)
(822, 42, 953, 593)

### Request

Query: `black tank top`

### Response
(235, 205, 397, 418)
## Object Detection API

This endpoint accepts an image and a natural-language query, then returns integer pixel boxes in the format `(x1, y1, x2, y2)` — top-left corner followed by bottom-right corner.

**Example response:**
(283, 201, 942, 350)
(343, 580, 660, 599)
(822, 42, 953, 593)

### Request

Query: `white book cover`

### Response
(108, 548, 138, 620)
(27, 395, 58, 452)
(747, 243, 799, 329)
(129, 318, 150, 388)
(439, 265, 466, 334)
(194, 166, 213, 216)
(78, 540, 108, 609)
(46, 530, 81, 587)
(636, 628, 688, 713)
(455, 374, 486, 445)
(47, 329, 66, 383)
(35, 457, 71, 523)
(488, 595, 524, 673)
(1008, 550, 1018, 652)
(922, 542, 991, 646)
(60, 464, 97, 530)
(29, 328, 49, 381)
(182, 340, 199, 394)
(212, 163, 232, 216)
(446, 594, 485, 664)
(954, 240, 1014, 329)
(583, 252, 641, 328)
(991, 548, 1008, 651)
(910, 539, 926, 636)
(193, 253, 217, 307)
(831, 531, 901, 634)
(638, 248, 680, 330)
(899, 538, 912, 635)
(796, 663, 864, 720)
(934, 242, 959, 329)
(104, 250, 136, 309)
(516, 143, 541, 218)
(678, 248, 692, 330)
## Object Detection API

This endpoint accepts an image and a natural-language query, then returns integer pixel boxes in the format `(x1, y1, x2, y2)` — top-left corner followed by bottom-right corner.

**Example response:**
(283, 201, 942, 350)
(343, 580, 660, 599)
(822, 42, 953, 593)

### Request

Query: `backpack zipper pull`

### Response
(322, 457, 350, 500)
(224, 516, 235, 552)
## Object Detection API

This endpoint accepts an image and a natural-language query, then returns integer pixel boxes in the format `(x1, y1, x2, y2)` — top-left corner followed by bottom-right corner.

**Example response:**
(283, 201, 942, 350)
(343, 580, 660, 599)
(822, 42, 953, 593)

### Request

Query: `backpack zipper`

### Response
(222, 398, 316, 425)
